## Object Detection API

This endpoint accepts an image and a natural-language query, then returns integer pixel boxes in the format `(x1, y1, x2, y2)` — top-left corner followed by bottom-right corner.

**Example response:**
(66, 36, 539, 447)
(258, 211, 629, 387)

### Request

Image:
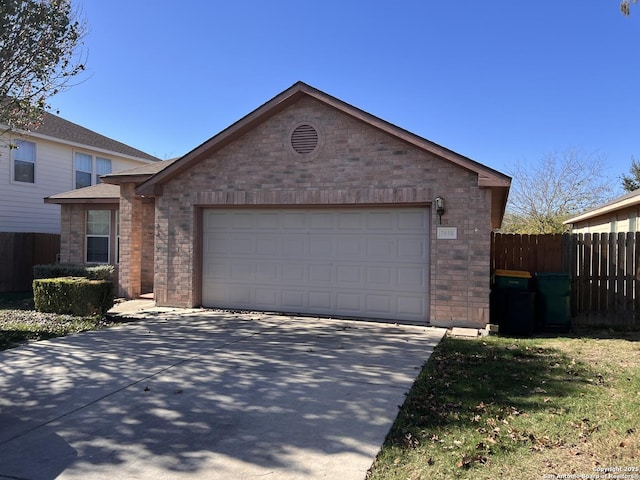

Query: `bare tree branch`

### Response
(502, 149, 614, 234)
(621, 0, 637, 16)
(0, 0, 87, 135)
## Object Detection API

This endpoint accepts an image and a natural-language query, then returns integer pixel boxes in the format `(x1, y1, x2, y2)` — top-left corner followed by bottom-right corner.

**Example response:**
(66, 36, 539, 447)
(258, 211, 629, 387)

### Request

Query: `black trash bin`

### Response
(535, 273, 571, 332)
(491, 270, 535, 336)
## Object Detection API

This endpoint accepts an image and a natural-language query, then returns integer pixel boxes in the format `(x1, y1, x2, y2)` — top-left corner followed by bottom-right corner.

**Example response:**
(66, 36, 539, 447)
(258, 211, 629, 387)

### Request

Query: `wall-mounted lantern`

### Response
(435, 196, 445, 224)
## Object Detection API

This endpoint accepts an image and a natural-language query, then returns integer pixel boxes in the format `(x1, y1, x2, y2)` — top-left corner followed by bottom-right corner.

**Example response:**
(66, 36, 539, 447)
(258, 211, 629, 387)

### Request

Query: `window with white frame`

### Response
(96, 157, 112, 182)
(75, 153, 112, 189)
(75, 153, 92, 188)
(13, 140, 36, 183)
(86, 210, 111, 263)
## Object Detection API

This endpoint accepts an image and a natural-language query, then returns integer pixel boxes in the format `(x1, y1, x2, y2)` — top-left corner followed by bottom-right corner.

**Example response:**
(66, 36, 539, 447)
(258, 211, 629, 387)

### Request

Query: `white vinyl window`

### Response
(75, 153, 93, 188)
(13, 140, 36, 183)
(86, 210, 111, 263)
(96, 157, 112, 182)
(75, 153, 112, 188)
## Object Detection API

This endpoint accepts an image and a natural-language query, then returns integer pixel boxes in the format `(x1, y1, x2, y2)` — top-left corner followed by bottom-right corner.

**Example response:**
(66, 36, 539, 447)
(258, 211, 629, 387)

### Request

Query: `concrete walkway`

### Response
(0, 306, 445, 479)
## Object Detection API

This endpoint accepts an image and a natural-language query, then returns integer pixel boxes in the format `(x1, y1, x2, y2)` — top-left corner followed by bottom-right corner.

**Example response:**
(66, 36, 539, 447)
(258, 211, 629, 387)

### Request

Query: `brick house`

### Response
(46, 82, 511, 328)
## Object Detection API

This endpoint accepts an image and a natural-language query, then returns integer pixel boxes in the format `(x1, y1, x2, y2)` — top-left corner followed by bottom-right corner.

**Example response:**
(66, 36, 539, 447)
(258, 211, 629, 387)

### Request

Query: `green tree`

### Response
(621, 157, 640, 192)
(0, 0, 85, 133)
(502, 149, 613, 234)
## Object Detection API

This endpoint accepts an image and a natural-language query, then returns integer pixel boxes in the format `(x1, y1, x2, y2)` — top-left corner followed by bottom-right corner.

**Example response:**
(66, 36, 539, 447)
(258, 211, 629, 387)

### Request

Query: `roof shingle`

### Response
(31, 112, 161, 162)
(45, 183, 120, 202)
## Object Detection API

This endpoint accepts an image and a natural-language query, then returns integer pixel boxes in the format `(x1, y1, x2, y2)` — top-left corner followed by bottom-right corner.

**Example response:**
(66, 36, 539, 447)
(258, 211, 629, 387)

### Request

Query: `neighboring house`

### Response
(0, 112, 161, 233)
(46, 82, 511, 328)
(564, 189, 640, 234)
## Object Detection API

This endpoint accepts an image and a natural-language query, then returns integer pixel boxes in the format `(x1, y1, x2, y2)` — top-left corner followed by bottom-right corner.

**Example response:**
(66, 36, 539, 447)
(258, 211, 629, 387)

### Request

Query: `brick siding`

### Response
(151, 96, 493, 327)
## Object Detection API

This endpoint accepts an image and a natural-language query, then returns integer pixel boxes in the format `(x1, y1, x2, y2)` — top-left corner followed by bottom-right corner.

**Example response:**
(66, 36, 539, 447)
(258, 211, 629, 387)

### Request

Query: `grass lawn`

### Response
(0, 292, 123, 351)
(367, 331, 640, 480)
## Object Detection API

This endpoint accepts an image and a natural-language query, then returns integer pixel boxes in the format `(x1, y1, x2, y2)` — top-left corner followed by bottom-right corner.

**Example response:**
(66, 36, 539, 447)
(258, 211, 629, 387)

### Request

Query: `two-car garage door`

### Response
(202, 207, 430, 323)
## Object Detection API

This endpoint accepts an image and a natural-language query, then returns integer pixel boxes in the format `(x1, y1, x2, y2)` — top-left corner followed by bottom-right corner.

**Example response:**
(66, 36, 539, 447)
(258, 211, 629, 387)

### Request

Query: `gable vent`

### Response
(291, 124, 318, 154)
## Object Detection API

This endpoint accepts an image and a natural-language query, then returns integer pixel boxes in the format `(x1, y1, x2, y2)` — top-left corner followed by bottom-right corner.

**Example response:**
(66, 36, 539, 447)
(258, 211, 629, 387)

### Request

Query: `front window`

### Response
(13, 140, 36, 183)
(75, 153, 93, 189)
(86, 210, 111, 263)
(75, 153, 112, 188)
(96, 157, 112, 183)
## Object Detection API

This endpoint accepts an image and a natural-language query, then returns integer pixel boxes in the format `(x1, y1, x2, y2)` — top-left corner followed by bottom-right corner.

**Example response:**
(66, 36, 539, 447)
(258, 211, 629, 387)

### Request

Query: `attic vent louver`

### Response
(291, 124, 318, 154)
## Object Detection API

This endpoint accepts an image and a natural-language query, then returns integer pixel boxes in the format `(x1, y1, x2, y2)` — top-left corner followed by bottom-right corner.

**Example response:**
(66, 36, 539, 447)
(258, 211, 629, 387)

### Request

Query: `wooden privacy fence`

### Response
(0, 233, 60, 292)
(491, 233, 571, 273)
(491, 232, 640, 328)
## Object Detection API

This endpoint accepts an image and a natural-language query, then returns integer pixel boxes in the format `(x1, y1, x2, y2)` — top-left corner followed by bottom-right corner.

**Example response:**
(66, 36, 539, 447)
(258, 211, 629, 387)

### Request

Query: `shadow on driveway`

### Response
(0, 310, 445, 480)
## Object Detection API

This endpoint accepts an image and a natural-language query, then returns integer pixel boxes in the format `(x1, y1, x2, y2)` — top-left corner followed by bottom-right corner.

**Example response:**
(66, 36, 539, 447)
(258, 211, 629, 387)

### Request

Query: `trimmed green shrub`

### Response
(33, 277, 115, 316)
(33, 263, 115, 281)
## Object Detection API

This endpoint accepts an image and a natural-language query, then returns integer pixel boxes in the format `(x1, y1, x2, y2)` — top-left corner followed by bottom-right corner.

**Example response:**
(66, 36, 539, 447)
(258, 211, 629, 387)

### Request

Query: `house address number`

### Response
(437, 226, 458, 240)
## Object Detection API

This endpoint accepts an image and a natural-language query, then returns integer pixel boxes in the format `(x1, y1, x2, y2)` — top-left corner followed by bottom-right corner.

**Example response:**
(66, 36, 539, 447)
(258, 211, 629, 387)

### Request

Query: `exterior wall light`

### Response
(435, 196, 445, 224)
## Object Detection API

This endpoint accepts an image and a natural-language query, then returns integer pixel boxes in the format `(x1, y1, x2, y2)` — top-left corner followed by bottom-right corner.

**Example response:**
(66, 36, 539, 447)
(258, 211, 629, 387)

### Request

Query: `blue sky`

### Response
(56, 1, 639, 195)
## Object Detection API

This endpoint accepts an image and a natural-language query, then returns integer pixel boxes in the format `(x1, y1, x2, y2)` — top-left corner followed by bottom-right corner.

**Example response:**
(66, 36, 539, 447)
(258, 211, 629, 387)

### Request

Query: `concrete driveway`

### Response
(0, 307, 445, 480)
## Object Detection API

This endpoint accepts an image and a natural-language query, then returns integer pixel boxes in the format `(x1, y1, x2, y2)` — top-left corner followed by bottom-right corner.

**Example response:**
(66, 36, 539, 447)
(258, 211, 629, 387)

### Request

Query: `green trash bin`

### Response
(535, 273, 571, 332)
(493, 269, 533, 290)
(491, 270, 535, 336)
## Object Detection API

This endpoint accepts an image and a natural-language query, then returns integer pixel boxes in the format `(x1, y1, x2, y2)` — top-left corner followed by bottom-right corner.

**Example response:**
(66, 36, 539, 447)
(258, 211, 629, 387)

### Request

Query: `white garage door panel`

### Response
(202, 208, 430, 322)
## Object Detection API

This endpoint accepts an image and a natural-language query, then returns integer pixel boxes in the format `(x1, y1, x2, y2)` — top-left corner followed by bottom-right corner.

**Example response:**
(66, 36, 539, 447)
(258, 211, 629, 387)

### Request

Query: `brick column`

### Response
(119, 183, 143, 298)
(59, 204, 85, 263)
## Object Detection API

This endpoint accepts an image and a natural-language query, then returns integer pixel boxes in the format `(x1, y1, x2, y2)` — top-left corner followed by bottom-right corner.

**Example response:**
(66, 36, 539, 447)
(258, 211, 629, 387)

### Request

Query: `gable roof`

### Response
(101, 157, 178, 183)
(15, 112, 161, 163)
(44, 158, 179, 204)
(44, 182, 120, 204)
(564, 189, 640, 225)
(136, 81, 511, 196)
